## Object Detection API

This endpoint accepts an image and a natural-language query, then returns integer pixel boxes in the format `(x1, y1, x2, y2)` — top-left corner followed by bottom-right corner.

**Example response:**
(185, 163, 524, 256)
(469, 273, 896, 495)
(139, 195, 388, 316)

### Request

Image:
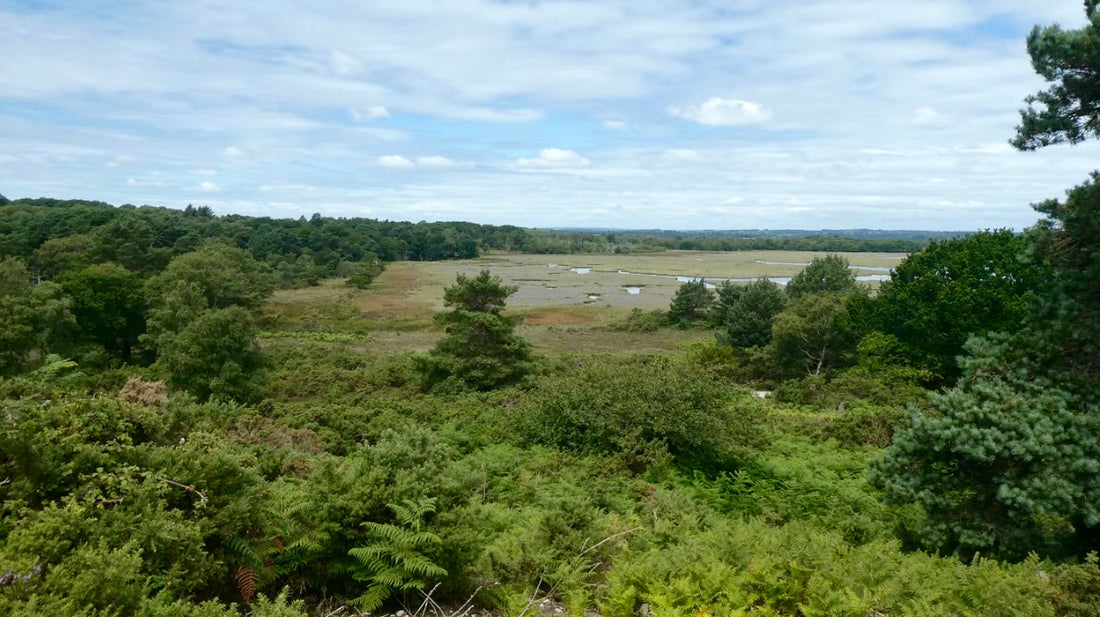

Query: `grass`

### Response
(260, 251, 902, 355)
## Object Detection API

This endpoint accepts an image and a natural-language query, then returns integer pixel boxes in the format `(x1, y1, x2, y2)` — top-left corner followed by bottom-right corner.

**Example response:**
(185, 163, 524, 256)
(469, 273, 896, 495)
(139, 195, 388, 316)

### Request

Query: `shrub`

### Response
(514, 355, 765, 473)
(119, 376, 168, 408)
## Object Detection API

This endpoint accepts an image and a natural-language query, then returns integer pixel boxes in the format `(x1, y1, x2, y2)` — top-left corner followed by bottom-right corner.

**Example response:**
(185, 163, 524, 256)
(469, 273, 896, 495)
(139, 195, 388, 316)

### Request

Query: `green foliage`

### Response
(1028, 174, 1100, 388)
(442, 269, 514, 313)
(667, 279, 716, 325)
(769, 292, 860, 377)
(59, 262, 147, 365)
(1012, 1, 1100, 149)
(872, 229, 1043, 384)
(248, 589, 308, 617)
(0, 258, 75, 374)
(344, 254, 385, 289)
(866, 7, 1100, 564)
(600, 514, 1064, 617)
(515, 355, 765, 473)
(88, 212, 171, 274)
(347, 499, 447, 611)
(606, 308, 668, 332)
(870, 335, 1100, 559)
(418, 270, 533, 391)
(156, 306, 265, 402)
(784, 254, 858, 299)
(715, 279, 786, 349)
(29, 233, 94, 279)
(146, 242, 274, 312)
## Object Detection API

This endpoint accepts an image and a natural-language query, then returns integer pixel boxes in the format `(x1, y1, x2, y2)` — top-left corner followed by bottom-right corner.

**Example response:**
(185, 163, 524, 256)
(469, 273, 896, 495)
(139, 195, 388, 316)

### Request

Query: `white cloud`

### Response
(668, 98, 772, 126)
(329, 50, 362, 76)
(515, 148, 592, 170)
(662, 148, 703, 163)
(912, 106, 951, 128)
(377, 155, 414, 169)
(195, 181, 220, 192)
(2, 1, 1097, 230)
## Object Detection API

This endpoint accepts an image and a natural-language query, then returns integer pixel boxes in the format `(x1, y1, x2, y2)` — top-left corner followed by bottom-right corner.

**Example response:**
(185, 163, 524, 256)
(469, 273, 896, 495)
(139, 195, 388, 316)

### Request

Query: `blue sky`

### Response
(1, 0, 1097, 230)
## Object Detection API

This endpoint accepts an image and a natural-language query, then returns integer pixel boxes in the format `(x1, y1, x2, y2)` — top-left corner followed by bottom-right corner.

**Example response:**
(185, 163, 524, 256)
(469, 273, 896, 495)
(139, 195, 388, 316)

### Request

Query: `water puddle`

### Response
(624, 287, 641, 295)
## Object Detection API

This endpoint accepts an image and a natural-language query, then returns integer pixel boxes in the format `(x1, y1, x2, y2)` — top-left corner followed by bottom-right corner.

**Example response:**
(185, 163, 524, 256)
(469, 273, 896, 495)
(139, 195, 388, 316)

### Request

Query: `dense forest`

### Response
(0, 196, 936, 286)
(2, 5, 1099, 617)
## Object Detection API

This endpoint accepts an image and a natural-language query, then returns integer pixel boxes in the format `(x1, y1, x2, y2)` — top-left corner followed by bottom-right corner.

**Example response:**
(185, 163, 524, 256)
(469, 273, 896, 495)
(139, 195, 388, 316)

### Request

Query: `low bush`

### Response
(513, 355, 765, 473)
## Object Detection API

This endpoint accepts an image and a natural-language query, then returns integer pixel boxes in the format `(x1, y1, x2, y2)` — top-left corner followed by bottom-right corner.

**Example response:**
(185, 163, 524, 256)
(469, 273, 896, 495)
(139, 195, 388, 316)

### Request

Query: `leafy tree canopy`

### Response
(785, 254, 858, 299)
(58, 262, 147, 364)
(874, 1, 1100, 560)
(769, 292, 860, 377)
(873, 229, 1046, 384)
(146, 241, 274, 311)
(156, 305, 265, 402)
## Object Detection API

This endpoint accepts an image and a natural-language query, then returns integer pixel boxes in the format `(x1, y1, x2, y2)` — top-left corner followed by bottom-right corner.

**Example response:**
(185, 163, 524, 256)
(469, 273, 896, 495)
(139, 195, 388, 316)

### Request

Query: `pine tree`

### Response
(417, 270, 533, 391)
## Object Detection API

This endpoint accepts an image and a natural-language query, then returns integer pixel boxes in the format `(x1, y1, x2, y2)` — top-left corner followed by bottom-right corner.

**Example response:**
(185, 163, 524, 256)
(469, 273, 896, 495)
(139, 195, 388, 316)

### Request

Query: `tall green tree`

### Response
(769, 292, 859, 376)
(1012, 0, 1100, 150)
(145, 241, 274, 312)
(668, 279, 716, 325)
(155, 305, 265, 402)
(875, 1, 1100, 559)
(715, 278, 786, 349)
(785, 254, 857, 299)
(144, 243, 273, 400)
(0, 258, 75, 373)
(872, 230, 1045, 384)
(59, 263, 147, 364)
(870, 335, 1099, 559)
(417, 270, 532, 391)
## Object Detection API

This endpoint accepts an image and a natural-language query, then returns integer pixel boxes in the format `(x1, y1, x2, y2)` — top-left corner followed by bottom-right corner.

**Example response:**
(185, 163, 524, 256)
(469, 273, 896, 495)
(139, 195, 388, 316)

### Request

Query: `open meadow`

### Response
(263, 250, 903, 354)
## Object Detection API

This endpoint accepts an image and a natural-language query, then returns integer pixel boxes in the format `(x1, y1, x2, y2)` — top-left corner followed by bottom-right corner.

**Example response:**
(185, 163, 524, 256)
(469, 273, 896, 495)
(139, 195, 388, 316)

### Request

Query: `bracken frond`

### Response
(234, 566, 261, 603)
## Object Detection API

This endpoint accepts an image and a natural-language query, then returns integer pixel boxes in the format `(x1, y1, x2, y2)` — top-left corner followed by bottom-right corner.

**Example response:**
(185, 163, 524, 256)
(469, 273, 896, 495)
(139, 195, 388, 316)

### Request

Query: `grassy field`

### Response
(263, 250, 903, 354)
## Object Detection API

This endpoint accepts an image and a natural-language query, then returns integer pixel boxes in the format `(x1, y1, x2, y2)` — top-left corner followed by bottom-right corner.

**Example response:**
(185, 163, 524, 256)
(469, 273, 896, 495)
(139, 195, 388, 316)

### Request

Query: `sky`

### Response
(1, 0, 1098, 230)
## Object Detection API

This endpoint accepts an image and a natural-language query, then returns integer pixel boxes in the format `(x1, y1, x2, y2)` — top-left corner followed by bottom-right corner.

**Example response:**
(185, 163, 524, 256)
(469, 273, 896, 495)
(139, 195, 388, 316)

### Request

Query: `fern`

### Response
(234, 566, 261, 603)
(347, 498, 447, 611)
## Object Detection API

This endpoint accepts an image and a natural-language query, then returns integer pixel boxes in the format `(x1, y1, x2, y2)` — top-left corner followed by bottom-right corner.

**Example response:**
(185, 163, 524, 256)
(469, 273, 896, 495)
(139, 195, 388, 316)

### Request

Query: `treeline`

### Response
(521, 229, 934, 254)
(0, 197, 941, 279)
(0, 197, 529, 285)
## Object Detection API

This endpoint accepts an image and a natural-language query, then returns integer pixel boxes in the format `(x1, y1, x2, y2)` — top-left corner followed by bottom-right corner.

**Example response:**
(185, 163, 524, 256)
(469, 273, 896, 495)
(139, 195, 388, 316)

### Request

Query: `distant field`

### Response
(264, 250, 904, 354)
(407, 250, 902, 310)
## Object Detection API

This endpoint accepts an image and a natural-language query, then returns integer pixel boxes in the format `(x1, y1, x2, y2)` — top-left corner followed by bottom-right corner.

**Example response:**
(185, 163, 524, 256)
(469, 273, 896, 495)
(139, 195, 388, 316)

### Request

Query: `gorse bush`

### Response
(514, 355, 765, 473)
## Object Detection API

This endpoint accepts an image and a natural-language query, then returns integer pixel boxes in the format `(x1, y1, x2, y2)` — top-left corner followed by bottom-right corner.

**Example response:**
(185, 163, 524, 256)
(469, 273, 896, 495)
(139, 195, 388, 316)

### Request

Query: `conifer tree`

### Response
(873, 1, 1100, 558)
(418, 270, 532, 391)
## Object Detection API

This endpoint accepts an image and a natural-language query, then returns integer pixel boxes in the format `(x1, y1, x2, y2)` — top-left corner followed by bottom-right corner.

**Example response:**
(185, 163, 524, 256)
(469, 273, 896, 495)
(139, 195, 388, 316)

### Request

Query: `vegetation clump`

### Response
(416, 270, 534, 391)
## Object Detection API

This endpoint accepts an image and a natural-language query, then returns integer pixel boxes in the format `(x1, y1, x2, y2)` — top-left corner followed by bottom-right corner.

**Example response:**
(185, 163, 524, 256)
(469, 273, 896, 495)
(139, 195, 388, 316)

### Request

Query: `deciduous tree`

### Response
(785, 254, 858, 299)
(59, 262, 146, 364)
(873, 230, 1045, 384)
(769, 292, 859, 376)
